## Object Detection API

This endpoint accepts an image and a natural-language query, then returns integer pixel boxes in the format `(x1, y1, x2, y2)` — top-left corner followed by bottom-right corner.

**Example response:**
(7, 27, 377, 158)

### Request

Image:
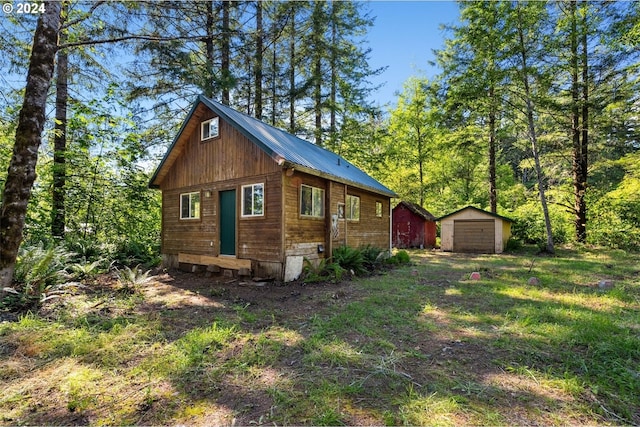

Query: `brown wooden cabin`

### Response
(392, 201, 437, 249)
(149, 95, 397, 281)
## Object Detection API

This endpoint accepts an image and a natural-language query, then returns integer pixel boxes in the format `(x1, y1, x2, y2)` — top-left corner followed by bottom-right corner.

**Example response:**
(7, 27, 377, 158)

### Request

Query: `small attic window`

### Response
(201, 117, 219, 141)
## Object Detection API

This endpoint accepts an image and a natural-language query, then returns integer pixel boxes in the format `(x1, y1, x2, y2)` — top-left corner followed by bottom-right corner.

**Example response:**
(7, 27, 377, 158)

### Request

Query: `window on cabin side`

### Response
(300, 185, 324, 218)
(180, 192, 201, 219)
(346, 195, 360, 221)
(242, 183, 264, 217)
(201, 117, 219, 141)
(376, 201, 383, 217)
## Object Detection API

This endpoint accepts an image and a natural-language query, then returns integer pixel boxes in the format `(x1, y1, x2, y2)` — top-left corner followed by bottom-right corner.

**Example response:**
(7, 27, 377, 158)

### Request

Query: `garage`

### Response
(438, 206, 513, 254)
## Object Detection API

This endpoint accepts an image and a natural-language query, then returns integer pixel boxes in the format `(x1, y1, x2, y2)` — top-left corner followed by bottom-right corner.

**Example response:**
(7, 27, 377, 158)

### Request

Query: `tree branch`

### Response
(60, 1, 106, 30)
(59, 34, 204, 50)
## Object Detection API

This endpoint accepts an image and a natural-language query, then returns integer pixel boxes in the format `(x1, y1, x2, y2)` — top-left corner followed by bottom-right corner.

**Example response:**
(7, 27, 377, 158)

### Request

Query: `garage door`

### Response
(453, 219, 495, 253)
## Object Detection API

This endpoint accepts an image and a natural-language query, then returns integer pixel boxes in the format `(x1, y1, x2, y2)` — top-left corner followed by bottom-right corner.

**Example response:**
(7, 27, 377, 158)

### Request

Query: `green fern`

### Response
(14, 244, 71, 289)
(332, 245, 366, 275)
(302, 258, 346, 283)
(116, 265, 153, 287)
(69, 259, 105, 280)
(3, 243, 72, 309)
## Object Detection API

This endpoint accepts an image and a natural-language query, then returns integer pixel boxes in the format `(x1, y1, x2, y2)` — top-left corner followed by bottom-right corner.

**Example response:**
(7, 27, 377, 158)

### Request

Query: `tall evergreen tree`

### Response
(0, 1, 62, 287)
(437, 1, 511, 213)
(511, 1, 555, 253)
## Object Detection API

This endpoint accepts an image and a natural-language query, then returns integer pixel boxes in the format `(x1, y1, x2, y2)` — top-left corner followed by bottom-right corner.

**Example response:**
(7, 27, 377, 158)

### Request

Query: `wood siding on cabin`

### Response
(157, 107, 282, 263)
(159, 106, 280, 190)
(283, 172, 391, 260)
(156, 103, 393, 277)
(161, 174, 283, 262)
(283, 172, 327, 261)
(344, 187, 390, 250)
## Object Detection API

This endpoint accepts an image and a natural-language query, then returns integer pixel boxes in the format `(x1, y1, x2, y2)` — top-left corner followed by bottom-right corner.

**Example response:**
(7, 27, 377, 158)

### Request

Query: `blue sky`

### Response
(365, 1, 461, 108)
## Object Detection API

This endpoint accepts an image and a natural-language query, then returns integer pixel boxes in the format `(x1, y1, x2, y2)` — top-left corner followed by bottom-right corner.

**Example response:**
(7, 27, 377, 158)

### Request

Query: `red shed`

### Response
(392, 201, 437, 249)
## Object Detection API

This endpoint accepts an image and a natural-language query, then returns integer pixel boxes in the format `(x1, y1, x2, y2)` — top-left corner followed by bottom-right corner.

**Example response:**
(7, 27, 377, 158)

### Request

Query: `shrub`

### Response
(388, 250, 411, 265)
(510, 202, 572, 246)
(115, 239, 161, 267)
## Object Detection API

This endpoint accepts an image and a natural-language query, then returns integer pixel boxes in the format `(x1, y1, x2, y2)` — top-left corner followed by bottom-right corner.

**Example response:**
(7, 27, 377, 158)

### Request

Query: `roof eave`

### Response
(435, 205, 513, 222)
(148, 97, 203, 189)
(286, 162, 397, 198)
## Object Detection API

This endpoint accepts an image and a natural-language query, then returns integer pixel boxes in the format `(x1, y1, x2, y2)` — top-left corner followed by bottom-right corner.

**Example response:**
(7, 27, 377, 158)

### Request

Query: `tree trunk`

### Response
(488, 85, 497, 213)
(576, 0, 589, 242)
(312, 1, 324, 146)
(515, 4, 554, 254)
(0, 1, 62, 287)
(288, 7, 296, 133)
(204, 0, 216, 99)
(254, 0, 263, 120)
(52, 3, 68, 239)
(329, 2, 337, 149)
(569, 0, 588, 243)
(221, 0, 231, 105)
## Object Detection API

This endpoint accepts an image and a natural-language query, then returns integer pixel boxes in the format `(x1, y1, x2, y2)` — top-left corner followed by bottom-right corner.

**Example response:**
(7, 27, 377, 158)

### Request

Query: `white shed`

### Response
(438, 206, 513, 254)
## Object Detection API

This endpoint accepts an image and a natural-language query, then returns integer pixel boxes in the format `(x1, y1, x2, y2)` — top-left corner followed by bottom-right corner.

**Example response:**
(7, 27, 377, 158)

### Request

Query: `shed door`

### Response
(453, 219, 495, 253)
(219, 190, 236, 256)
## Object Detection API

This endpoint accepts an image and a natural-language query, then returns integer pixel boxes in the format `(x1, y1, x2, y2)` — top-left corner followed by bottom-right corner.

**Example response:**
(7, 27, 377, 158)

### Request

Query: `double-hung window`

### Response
(346, 195, 360, 221)
(201, 117, 219, 141)
(300, 185, 324, 218)
(376, 201, 383, 218)
(180, 192, 201, 219)
(242, 183, 264, 217)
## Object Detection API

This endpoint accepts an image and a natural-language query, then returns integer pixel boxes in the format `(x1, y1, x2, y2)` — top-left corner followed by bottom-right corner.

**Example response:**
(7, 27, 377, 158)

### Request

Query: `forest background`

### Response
(0, 1, 639, 293)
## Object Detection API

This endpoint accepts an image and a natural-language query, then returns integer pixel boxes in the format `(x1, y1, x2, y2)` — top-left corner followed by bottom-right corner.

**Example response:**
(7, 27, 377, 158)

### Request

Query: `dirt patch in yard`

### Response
(3, 249, 638, 426)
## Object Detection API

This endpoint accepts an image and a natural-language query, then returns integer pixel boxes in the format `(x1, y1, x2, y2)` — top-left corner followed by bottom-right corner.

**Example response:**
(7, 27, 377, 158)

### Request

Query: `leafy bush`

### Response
(332, 246, 365, 275)
(510, 202, 571, 246)
(115, 238, 161, 267)
(388, 250, 411, 265)
(504, 237, 523, 252)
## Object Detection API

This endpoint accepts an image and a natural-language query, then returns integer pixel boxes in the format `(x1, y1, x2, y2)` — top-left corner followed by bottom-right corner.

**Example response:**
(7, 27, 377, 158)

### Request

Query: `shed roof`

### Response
(150, 95, 397, 197)
(436, 205, 513, 223)
(394, 201, 436, 221)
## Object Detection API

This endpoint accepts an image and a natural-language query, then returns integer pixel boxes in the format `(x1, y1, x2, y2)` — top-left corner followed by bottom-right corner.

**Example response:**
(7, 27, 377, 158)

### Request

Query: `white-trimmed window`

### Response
(201, 117, 219, 141)
(376, 201, 383, 218)
(346, 195, 360, 221)
(242, 183, 264, 217)
(300, 185, 324, 218)
(180, 191, 201, 219)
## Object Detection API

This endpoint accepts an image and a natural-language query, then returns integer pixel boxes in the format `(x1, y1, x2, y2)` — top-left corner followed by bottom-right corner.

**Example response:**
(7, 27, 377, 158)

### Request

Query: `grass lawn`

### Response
(1, 246, 639, 425)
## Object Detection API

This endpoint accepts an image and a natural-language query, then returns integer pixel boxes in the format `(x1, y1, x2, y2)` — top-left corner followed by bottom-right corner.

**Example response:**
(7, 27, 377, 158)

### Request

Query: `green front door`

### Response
(219, 190, 236, 256)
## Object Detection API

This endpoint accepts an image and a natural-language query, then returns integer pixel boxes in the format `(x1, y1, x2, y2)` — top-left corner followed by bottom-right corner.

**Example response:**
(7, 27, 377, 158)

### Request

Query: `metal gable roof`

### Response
(151, 95, 396, 197)
(394, 201, 436, 221)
